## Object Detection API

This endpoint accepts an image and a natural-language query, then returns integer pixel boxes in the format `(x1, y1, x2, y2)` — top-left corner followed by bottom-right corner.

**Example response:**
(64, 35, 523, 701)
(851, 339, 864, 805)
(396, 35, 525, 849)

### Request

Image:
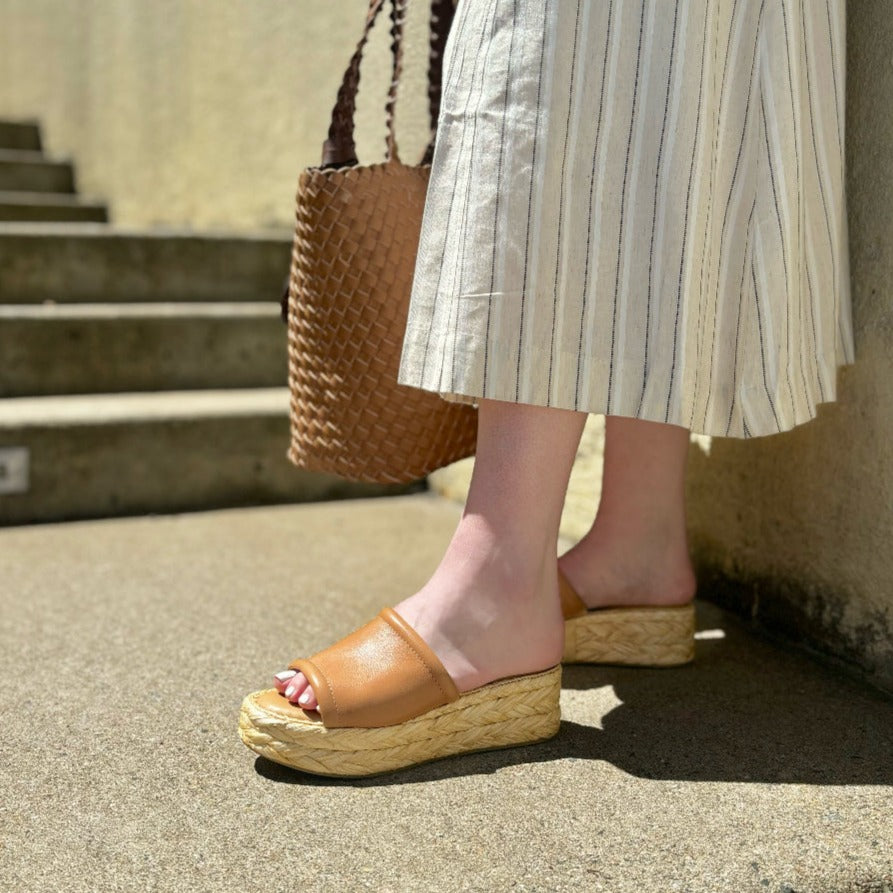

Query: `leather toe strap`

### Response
(288, 608, 460, 729)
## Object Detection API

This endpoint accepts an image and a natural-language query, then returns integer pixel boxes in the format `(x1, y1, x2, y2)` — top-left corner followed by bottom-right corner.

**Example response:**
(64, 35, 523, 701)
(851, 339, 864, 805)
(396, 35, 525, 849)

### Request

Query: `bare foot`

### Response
(557, 521, 696, 611)
(273, 518, 564, 711)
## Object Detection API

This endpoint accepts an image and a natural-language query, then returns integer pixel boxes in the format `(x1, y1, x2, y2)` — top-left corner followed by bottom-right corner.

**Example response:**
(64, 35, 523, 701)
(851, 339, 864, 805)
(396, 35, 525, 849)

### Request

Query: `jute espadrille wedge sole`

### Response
(558, 566, 695, 666)
(562, 604, 695, 666)
(239, 665, 561, 778)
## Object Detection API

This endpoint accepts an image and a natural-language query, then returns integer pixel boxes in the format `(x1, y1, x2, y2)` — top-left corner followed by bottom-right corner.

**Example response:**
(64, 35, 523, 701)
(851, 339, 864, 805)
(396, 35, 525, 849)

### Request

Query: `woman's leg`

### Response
(275, 397, 589, 708)
(557, 415, 696, 608)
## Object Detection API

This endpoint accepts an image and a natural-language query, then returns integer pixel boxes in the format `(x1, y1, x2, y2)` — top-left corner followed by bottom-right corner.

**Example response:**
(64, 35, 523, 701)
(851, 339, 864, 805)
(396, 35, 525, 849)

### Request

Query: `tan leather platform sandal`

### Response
(239, 607, 562, 778)
(559, 567, 696, 666)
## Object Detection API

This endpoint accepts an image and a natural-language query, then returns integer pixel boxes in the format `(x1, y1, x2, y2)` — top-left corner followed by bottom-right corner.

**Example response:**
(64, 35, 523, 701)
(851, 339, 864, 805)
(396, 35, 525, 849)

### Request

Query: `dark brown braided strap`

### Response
(322, 0, 455, 167)
(421, 0, 456, 164)
(282, 0, 457, 320)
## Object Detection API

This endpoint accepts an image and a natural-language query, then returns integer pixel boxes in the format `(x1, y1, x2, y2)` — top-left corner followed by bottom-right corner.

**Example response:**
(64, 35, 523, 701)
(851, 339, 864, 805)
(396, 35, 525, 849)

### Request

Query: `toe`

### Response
(283, 672, 305, 701)
(281, 672, 318, 710)
(282, 672, 317, 710)
(273, 669, 297, 692)
(297, 682, 318, 711)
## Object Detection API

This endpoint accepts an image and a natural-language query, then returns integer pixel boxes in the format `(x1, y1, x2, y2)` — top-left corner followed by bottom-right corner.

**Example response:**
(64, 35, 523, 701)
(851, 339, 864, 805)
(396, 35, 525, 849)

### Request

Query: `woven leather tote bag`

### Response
(283, 0, 478, 484)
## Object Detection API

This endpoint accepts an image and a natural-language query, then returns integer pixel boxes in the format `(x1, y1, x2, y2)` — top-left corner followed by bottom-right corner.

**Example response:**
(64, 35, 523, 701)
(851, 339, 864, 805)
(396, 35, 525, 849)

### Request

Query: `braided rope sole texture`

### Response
(238, 666, 561, 778)
(562, 605, 696, 667)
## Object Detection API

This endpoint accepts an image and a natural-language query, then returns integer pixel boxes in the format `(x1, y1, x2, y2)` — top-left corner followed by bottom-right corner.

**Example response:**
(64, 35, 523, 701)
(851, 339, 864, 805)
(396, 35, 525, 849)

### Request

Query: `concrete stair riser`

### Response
(0, 192, 107, 223)
(0, 392, 420, 525)
(0, 225, 291, 303)
(0, 120, 42, 152)
(0, 303, 287, 397)
(0, 150, 75, 193)
(0, 121, 350, 524)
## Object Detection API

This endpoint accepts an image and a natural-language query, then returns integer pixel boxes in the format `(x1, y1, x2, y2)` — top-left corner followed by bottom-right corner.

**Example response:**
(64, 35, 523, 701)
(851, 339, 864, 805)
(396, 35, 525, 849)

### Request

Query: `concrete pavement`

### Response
(1, 492, 891, 892)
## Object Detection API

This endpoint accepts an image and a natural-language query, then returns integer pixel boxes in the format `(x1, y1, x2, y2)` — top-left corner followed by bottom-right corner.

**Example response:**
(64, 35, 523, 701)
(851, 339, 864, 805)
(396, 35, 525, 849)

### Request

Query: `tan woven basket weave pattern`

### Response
(284, 0, 477, 484)
(286, 160, 478, 483)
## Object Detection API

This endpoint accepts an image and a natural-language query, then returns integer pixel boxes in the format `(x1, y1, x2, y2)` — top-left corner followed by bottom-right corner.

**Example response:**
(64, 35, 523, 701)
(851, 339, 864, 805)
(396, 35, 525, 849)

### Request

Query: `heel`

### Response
(563, 604, 695, 666)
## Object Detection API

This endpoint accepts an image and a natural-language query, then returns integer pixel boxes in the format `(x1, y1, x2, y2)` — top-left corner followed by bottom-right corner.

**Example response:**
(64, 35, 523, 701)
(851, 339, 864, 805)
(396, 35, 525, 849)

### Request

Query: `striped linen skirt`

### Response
(396, 0, 855, 438)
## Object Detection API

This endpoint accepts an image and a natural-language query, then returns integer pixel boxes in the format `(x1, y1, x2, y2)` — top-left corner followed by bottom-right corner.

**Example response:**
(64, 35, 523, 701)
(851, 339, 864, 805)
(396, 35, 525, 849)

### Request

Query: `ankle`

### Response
(395, 553, 564, 692)
(444, 518, 560, 597)
(559, 522, 696, 608)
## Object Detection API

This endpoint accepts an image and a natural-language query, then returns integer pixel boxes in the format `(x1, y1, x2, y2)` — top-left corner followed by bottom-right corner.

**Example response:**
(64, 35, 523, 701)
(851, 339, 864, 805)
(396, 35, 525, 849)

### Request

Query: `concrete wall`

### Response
(685, 3, 893, 693)
(0, 0, 433, 231)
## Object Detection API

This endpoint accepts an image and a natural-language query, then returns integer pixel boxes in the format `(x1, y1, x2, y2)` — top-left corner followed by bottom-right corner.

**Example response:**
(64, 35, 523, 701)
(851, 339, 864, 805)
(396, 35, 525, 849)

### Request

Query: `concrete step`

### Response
(0, 303, 287, 397)
(0, 119, 42, 152)
(0, 149, 74, 193)
(0, 191, 108, 222)
(0, 389, 420, 524)
(0, 223, 292, 303)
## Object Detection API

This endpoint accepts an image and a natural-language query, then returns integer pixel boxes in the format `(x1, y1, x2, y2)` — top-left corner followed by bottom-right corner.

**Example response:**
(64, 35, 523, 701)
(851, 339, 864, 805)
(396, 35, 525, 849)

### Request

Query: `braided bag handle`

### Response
(421, 0, 455, 164)
(322, 0, 455, 167)
(322, 0, 406, 167)
(282, 0, 456, 319)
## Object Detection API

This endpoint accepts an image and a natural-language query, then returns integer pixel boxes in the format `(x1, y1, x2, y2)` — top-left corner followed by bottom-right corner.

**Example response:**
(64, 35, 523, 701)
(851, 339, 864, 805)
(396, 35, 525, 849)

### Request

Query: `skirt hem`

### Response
(395, 362, 855, 441)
